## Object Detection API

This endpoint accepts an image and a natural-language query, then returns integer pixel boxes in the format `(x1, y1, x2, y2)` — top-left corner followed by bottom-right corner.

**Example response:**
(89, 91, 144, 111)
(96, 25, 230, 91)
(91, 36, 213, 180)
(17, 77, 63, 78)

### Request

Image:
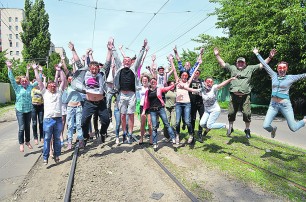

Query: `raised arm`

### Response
(213, 47, 226, 68)
(217, 76, 237, 90)
(58, 66, 67, 92)
(189, 48, 204, 75)
(253, 47, 277, 78)
(168, 54, 179, 83)
(173, 45, 185, 72)
(150, 54, 157, 78)
(132, 39, 147, 73)
(26, 63, 30, 80)
(6, 61, 19, 92)
(32, 63, 44, 91)
(68, 42, 83, 69)
(60, 56, 69, 75)
(88, 48, 94, 62)
(103, 37, 114, 77)
(118, 45, 127, 58)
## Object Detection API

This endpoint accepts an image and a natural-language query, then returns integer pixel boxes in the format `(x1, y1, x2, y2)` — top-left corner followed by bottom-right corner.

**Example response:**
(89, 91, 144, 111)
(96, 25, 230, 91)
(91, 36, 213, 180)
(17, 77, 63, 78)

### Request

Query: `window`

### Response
(15, 26, 18, 31)
(16, 42, 19, 47)
(16, 51, 19, 56)
(10, 51, 13, 56)
(9, 41, 12, 47)
(9, 25, 12, 30)
(9, 34, 12, 39)
(9, 17, 12, 22)
(15, 17, 18, 22)
(16, 34, 18, 39)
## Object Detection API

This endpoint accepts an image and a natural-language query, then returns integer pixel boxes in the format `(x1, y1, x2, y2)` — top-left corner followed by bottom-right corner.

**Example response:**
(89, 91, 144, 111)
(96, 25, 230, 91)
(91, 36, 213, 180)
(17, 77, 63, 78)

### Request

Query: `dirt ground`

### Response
(1, 107, 283, 202)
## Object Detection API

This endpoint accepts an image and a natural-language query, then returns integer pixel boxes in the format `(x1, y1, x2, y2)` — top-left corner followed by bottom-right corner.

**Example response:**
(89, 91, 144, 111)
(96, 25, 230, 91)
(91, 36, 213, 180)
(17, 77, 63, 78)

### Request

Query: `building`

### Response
(0, 8, 24, 60)
(54, 47, 66, 57)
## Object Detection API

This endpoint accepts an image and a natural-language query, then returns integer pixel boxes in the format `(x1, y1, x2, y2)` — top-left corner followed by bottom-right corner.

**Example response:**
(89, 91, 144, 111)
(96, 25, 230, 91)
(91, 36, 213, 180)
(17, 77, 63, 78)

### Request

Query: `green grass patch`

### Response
(0, 102, 14, 116)
(176, 127, 306, 201)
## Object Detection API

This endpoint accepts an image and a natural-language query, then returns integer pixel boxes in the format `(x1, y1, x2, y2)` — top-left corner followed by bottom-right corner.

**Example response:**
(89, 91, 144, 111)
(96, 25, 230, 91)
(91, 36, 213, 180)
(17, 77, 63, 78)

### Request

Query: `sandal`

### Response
(25, 142, 33, 149)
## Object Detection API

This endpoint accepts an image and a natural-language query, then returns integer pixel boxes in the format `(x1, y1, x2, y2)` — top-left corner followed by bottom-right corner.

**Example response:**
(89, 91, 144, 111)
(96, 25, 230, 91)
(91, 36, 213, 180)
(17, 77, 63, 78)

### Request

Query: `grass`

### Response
(0, 102, 15, 116)
(176, 127, 306, 201)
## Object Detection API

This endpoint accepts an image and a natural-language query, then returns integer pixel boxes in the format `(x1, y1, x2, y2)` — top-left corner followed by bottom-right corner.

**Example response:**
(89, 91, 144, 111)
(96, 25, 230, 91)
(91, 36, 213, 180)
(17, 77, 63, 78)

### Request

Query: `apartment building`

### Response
(0, 8, 24, 60)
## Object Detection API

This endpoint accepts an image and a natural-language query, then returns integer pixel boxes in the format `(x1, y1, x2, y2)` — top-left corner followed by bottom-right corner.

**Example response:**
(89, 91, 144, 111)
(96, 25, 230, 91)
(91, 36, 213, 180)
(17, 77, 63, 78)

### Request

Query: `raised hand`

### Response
(61, 55, 65, 60)
(58, 62, 63, 68)
(88, 48, 93, 55)
(107, 37, 114, 50)
(119, 45, 123, 50)
(173, 45, 177, 53)
(32, 63, 38, 69)
(38, 65, 43, 72)
(269, 49, 277, 58)
(55, 64, 61, 71)
(213, 47, 219, 56)
(68, 42, 75, 51)
(81, 55, 86, 61)
(200, 47, 204, 55)
(143, 38, 148, 48)
(168, 54, 174, 61)
(6, 60, 12, 69)
(27, 64, 31, 70)
(252, 47, 259, 55)
(151, 54, 156, 62)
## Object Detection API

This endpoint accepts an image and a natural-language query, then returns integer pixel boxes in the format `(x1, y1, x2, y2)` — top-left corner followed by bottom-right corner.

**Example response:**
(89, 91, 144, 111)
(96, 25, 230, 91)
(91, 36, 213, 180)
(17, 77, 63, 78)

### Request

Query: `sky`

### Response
(1, 0, 225, 69)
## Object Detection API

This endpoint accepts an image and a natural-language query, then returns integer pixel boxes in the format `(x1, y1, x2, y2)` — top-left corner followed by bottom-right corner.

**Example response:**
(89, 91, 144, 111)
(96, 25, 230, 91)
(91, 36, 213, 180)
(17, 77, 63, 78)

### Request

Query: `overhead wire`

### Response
(127, 0, 170, 48)
(151, 15, 211, 56)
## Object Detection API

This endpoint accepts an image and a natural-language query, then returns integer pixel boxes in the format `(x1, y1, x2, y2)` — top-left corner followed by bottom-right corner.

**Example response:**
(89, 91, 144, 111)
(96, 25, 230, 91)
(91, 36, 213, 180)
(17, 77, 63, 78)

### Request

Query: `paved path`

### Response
(217, 110, 306, 149)
(0, 121, 42, 201)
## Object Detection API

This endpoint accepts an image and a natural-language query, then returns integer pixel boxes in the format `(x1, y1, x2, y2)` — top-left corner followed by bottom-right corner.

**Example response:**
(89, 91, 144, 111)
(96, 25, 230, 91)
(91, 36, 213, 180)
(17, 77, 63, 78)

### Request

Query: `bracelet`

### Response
(268, 56, 273, 59)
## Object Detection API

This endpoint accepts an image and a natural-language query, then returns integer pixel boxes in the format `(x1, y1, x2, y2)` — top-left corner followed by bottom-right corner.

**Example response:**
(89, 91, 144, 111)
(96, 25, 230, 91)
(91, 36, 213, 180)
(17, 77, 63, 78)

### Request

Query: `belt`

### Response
(150, 106, 162, 111)
(87, 99, 104, 105)
(232, 92, 248, 97)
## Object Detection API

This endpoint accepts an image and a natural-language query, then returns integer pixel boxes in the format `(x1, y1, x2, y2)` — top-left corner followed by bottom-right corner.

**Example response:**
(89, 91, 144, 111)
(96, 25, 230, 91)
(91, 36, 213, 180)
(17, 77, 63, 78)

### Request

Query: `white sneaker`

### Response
(188, 135, 194, 144)
(176, 134, 180, 145)
(153, 144, 158, 152)
(172, 138, 176, 144)
(115, 137, 119, 144)
(110, 122, 114, 129)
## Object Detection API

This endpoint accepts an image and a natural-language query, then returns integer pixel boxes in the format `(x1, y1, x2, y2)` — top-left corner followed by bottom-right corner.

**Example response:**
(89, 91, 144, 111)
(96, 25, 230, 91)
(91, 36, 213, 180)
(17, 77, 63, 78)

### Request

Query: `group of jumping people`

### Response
(7, 37, 306, 164)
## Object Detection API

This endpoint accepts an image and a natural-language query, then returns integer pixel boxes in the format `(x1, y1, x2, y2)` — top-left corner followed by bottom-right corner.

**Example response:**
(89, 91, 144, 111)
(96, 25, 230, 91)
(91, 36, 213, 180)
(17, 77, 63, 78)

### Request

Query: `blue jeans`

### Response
(43, 117, 62, 160)
(200, 110, 226, 129)
(67, 106, 83, 142)
(263, 99, 305, 132)
(16, 110, 32, 144)
(150, 107, 175, 144)
(114, 107, 121, 138)
(175, 102, 193, 135)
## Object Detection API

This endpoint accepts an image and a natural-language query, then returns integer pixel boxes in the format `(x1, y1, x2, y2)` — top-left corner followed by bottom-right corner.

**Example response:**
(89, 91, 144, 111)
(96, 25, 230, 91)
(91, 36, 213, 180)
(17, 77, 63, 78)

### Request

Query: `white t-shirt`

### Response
(139, 86, 148, 106)
(42, 88, 63, 118)
(201, 84, 220, 112)
(157, 74, 167, 88)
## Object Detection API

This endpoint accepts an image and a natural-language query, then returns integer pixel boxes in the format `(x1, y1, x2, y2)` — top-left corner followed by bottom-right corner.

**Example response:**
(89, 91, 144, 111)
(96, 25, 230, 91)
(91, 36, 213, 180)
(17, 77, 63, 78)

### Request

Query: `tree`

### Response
(21, 0, 51, 66)
(190, 0, 306, 104)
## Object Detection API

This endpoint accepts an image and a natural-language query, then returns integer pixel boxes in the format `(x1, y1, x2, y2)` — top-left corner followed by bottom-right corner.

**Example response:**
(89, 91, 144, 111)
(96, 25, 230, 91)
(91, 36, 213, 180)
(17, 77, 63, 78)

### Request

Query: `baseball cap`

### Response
(158, 66, 164, 70)
(237, 57, 246, 62)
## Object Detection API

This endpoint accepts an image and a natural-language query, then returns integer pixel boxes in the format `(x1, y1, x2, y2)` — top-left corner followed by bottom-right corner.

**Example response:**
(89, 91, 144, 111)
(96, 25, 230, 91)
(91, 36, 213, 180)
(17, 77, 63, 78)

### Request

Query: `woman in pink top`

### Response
(142, 78, 175, 151)
(169, 54, 202, 144)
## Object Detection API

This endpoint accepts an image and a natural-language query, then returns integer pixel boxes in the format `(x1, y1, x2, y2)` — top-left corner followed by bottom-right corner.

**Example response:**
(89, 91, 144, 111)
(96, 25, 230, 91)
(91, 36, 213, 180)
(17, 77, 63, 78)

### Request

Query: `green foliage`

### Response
(46, 52, 61, 81)
(21, 0, 51, 65)
(181, 0, 306, 104)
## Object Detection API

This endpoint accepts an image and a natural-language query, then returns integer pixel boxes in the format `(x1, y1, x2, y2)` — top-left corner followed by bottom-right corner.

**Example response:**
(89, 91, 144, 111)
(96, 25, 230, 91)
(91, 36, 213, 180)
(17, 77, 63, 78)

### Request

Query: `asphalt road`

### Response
(0, 120, 42, 201)
(217, 110, 306, 150)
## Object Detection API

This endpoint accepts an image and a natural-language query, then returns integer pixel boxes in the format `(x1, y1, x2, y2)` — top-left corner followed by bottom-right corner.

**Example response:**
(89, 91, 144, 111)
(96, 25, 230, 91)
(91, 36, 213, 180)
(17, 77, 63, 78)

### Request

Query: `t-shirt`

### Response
(42, 88, 63, 118)
(189, 79, 203, 104)
(139, 86, 148, 106)
(176, 82, 190, 103)
(165, 90, 176, 108)
(31, 88, 44, 104)
(201, 84, 220, 112)
(157, 74, 167, 88)
(148, 89, 162, 108)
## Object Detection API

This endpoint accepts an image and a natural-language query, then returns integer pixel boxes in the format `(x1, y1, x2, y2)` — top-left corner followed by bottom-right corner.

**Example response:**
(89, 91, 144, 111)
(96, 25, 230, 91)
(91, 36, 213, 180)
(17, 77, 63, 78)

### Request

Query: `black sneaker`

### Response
(122, 134, 126, 143)
(198, 132, 203, 143)
(244, 129, 251, 139)
(101, 134, 106, 143)
(271, 127, 277, 138)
